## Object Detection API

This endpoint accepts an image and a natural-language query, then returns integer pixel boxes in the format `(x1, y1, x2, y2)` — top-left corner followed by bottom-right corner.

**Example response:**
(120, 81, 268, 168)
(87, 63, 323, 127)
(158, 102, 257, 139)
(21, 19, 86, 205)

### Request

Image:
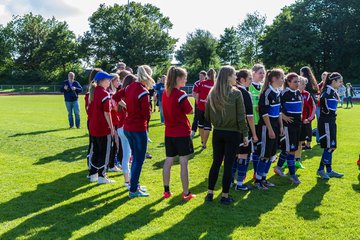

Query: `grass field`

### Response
(0, 95, 359, 240)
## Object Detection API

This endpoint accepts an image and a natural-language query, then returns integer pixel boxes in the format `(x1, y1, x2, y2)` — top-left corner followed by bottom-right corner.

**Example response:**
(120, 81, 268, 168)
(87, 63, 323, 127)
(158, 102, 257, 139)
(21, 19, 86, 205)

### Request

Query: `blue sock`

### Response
(287, 153, 296, 176)
(277, 150, 287, 167)
(252, 153, 259, 173)
(326, 164, 332, 173)
(318, 162, 325, 172)
(263, 159, 272, 178)
(256, 159, 267, 181)
(237, 158, 249, 185)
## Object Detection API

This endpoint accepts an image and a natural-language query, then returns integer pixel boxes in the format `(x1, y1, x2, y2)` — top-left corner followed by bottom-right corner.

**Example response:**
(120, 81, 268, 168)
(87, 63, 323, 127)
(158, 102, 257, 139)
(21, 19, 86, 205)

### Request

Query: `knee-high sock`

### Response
(252, 153, 259, 173)
(277, 150, 287, 167)
(236, 157, 249, 185)
(256, 158, 267, 181)
(319, 148, 333, 172)
(287, 153, 296, 176)
(263, 159, 272, 178)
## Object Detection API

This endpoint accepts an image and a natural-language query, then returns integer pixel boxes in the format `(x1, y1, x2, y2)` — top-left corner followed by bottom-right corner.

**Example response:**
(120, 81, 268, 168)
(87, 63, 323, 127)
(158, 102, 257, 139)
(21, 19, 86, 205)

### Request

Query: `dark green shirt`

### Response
(205, 87, 248, 137)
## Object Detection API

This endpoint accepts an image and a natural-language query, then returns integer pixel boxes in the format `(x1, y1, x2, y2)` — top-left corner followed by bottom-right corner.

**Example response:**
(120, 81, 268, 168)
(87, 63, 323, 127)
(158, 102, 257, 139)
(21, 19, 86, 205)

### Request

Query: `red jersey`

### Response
(162, 88, 193, 137)
(112, 88, 126, 128)
(197, 80, 214, 111)
(192, 79, 202, 104)
(116, 82, 150, 132)
(301, 90, 316, 122)
(89, 86, 111, 137)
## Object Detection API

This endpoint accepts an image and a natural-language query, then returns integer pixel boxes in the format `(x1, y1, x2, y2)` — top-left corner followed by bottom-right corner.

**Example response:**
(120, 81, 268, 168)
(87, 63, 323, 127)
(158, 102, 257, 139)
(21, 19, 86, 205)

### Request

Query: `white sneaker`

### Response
(108, 166, 122, 172)
(98, 176, 115, 184)
(148, 138, 153, 143)
(89, 174, 98, 182)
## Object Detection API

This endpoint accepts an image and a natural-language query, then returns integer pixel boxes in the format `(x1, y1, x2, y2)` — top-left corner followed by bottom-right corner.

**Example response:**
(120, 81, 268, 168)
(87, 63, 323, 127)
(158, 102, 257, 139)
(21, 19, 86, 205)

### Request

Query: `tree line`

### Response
(0, 0, 359, 85)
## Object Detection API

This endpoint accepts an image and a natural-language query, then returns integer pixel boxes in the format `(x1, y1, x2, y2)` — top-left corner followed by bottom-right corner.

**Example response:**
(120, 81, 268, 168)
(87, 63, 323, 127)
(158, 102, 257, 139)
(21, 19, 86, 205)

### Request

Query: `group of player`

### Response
(83, 61, 346, 204)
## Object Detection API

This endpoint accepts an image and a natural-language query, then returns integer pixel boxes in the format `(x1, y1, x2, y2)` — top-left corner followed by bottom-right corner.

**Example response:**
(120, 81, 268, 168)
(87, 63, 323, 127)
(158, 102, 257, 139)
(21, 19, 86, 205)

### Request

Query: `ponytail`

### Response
(325, 72, 342, 86)
(236, 69, 251, 85)
(166, 66, 187, 95)
(207, 68, 216, 81)
(283, 72, 299, 89)
(261, 69, 284, 93)
(137, 65, 155, 90)
(88, 80, 97, 104)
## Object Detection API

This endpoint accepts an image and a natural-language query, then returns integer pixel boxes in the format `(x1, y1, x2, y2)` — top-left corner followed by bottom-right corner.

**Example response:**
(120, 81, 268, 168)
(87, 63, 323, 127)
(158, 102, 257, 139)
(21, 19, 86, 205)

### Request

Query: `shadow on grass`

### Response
(0, 170, 95, 225)
(296, 178, 330, 220)
(145, 174, 293, 239)
(9, 128, 69, 137)
(65, 133, 88, 140)
(34, 145, 88, 165)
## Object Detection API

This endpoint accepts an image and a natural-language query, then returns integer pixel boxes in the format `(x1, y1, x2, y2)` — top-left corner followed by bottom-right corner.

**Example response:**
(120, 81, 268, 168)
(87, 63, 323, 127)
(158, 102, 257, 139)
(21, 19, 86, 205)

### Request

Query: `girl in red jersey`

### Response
(120, 65, 155, 198)
(197, 69, 216, 149)
(88, 71, 116, 184)
(162, 67, 196, 201)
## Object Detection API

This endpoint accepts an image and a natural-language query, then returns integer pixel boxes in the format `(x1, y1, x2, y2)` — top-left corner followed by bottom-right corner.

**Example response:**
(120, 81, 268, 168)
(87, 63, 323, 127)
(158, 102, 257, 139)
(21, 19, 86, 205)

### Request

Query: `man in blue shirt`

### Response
(155, 75, 166, 124)
(60, 72, 83, 128)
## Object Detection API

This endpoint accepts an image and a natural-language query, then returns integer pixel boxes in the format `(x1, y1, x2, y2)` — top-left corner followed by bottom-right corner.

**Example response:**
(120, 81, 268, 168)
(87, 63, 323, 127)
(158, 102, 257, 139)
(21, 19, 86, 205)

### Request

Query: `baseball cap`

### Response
(94, 71, 113, 82)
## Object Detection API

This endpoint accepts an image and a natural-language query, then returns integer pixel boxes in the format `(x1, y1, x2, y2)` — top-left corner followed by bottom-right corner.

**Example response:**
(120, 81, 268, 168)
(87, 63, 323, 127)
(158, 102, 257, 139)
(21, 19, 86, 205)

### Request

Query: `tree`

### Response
(237, 12, 266, 65)
(82, 2, 176, 71)
(217, 27, 241, 65)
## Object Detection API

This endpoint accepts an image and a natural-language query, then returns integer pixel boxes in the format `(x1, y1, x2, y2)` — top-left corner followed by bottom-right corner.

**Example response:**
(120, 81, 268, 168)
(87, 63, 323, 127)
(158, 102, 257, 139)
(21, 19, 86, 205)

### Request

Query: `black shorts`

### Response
(256, 123, 280, 158)
(198, 110, 212, 130)
(300, 123, 312, 142)
(237, 133, 253, 155)
(165, 136, 194, 157)
(281, 124, 301, 152)
(318, 118, 337, 149)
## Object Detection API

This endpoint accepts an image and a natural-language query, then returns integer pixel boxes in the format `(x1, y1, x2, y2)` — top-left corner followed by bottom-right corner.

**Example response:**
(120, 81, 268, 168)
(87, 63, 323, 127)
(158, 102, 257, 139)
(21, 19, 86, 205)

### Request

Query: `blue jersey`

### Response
(259, 85, 281, 125)
(320, 85, 338, 120)
(280, 87, 302, 125)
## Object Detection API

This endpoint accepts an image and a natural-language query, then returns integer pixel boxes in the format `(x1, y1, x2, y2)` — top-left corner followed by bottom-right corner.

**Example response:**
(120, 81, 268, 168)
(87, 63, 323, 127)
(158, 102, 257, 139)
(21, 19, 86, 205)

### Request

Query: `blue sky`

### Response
(0, 0, 296, 48)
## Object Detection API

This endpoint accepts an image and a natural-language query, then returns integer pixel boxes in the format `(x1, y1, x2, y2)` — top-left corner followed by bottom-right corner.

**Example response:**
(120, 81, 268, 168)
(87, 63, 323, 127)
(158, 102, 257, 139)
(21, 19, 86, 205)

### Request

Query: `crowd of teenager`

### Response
(63, 61, 358, 204)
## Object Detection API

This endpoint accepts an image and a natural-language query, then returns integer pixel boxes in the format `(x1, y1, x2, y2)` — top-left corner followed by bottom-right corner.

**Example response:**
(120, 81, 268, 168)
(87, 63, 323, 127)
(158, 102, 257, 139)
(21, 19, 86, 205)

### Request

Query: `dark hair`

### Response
(262, 69, 284, 93)
(88, 68, 103, 85)
(207, 68, 216, 81)
(166, 66, 187, 95)
(252, 64, 265, 73)
(283, 72, 299, 89)
(300, 66, 319, 93)
(236, 69, 251, 84)
(125, 67, 133, 73)
(325, 72, 342, 86)
(199, 70, 207, 76)
(122, 74, 137, 88)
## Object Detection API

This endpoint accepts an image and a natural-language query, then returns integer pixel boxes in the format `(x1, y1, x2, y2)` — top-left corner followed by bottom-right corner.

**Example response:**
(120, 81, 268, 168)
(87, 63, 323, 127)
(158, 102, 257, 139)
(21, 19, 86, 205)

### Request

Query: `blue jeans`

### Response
(124, 131, 148, 192)
(117, 127, 132, 174)
(159, 101, 164, 123)
(65, 101, 80, 128)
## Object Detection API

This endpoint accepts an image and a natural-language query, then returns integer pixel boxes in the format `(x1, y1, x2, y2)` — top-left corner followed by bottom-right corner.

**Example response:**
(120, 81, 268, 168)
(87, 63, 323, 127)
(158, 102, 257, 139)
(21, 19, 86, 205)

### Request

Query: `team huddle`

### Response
(80, 62, 345, 204)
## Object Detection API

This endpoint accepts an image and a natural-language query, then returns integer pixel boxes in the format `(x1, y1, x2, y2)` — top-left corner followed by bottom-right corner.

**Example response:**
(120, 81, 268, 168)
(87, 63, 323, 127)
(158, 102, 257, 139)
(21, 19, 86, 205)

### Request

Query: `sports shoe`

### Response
(274, 166, 287, 177)
(235, 184, 252, 191)
(89, 174, 98, 182)
(327, 171, 344, 178)
(129, 190, 149, 198)
(204, 193, 213, 202)
(281, 161, 288, 169)
(163, 191, 173, 199)
(220, 196, 234, 205)
(126, 184, 147, 192)
(357, 158, 360, 166)
(108, 166, 122, 172)
(98, 176, 115, 184)
(145, 153, 152, 159)
(253, 181, 268, 190)
(295, 161, 305, 169)
(148, 138, 152, 143)
(201, 145, 207, 150)
(182, 192, 196, 201)
(317, 170, 330, 179)
(262, 180, 275, 187)
(290, 175, 301, 184)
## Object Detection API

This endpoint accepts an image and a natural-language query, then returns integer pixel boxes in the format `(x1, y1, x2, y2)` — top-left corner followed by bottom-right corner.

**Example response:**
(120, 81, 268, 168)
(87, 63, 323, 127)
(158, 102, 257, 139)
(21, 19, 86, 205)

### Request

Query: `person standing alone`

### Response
(61, 72, 83, 128)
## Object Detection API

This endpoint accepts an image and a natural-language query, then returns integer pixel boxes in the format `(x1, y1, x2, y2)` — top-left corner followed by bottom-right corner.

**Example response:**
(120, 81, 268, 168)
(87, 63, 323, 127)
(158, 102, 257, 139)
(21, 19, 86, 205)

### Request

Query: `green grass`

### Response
(0, 95, 359, 240)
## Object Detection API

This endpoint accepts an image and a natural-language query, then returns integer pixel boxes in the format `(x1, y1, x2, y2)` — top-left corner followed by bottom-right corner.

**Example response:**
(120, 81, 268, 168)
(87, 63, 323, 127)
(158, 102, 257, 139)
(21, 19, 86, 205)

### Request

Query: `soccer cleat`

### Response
(357, 158, 360, 166)
(281, 161, 288, 169)
(163, 191, 173, 199)
(235, 184, 252, 191)
(98, 176, 115, 184)
(220, 196, 234, 205)
(89, 174, 98, 182)
(290, 175, 301, 184)
(129, 190, 150, 198)
(327, 171, 344, 178)
(274, 166, 287, 177)
(295, 161, 305, 169)
(204, 193, 213, 202)
(262, 180, 275, 187)
(317, 170, 330, 179)
(182, 192, 196, 201)
(108, 166, 122, 172)
(254, 181, 268, 190)
(145, 153, 152, 159)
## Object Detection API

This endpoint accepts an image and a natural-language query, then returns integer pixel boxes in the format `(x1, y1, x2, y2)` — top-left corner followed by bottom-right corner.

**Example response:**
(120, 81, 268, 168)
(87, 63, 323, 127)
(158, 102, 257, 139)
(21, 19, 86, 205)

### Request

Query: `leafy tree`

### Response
(217, 27, 241, 65)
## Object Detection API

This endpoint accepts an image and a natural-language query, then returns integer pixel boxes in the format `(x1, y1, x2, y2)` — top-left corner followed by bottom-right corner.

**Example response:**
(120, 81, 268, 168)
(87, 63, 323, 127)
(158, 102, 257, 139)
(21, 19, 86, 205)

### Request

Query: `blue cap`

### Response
(94, 71, 113, 82)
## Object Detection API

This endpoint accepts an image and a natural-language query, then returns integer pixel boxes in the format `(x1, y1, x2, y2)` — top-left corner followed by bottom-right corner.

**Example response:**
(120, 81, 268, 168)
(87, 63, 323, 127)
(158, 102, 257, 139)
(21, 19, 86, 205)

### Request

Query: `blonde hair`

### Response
(208, 66, 236, 115)
(166, 66, 187, 95)
(88, 80, 97, 104)
(137, 65, 155, 89)
(299, 76, 308, 85)
(109, 73, 119, 93)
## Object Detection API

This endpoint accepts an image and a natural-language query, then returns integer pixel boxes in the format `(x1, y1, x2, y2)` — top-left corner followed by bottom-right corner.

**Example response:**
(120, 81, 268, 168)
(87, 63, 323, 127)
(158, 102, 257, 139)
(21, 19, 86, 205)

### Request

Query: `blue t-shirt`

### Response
(155, 83, 165, 101)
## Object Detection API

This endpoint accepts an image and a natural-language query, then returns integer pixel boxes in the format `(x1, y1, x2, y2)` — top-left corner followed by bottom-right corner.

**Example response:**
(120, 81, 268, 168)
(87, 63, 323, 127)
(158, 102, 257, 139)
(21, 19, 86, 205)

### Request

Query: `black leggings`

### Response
(208, 129, 241, 193)
(191, 105, 199, 132)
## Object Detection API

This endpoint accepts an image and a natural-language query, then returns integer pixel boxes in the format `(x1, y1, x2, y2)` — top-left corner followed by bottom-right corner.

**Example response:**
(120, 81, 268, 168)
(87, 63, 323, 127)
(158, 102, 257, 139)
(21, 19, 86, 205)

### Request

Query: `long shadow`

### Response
(296, 178, 330, 220)
(352, 166, 360, 193)
(0, 170, 94, 224)
(1, 187, 129, 240)
(146, 174, 293, 239)
(65, 133, 88, 140)
(77, 180, 209, 239)
(149, 122, 164, 128)
(9, 128, 69, 137)
(34, 145, 88, 165)
(151, 146, 202, 170)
